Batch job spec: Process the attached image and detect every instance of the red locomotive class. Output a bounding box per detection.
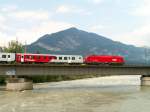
[84,55,125,65]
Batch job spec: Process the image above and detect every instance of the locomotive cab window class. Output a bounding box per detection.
[8,55,10,58]
[2,55,6,58]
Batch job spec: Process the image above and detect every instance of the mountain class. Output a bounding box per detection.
[27,27,150,65]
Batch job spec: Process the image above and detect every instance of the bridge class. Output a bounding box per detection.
[0,64,150,91]
[1,64,150,76]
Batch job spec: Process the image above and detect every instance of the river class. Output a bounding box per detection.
[0,75,150,112]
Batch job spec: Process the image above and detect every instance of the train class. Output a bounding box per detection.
[0,53,125,65]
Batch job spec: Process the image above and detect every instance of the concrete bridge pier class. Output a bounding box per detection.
[6,76,33,91]
[141,75,150,86]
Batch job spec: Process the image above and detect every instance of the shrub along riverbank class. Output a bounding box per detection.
[0,74,100,85]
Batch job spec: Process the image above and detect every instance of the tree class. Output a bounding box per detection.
[3,40,23,53]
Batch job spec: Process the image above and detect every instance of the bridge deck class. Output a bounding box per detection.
[0,64,150,76]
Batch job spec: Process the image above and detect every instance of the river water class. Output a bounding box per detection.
[0,75,150,112]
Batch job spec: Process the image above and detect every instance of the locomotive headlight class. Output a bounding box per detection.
[112,59,117,61]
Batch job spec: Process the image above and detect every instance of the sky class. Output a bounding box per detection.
[0,0,150,47]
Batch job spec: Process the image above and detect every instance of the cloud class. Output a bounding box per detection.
[15,21,74,45]
[0,15,5,22]
[11,10,49,20]
[0,4,17,12]
[88,0,103,4]
[0,32,10,46]
[113,24,150,46]
[0,14,9,32]
[92,0,103,4]
[117,0,150,46]
[88,23,150,47]
[56,5,70,13]
[89,25,104,32]
[0,20,74,46]
[0,6,75,46]
[56,5,92,15]
[132,0,150,16]
[0,15,6,26]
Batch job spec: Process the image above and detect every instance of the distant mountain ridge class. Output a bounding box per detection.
[27,27,150,65]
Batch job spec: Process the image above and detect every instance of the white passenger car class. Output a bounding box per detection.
[51,55,83,64]
[0,53,15,63]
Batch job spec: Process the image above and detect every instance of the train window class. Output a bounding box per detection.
[8,55,10,58]
[26,56,29,59]
[22,56,24,58]
[68,57,70,60]
[37,56,40,59]
[72,57,75,60]
[59,57,62,60]
[79,57,82,59]
[31,56,34,59]
[2,55,6,58]
[44,56,47,59]
[64,57,67,60]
